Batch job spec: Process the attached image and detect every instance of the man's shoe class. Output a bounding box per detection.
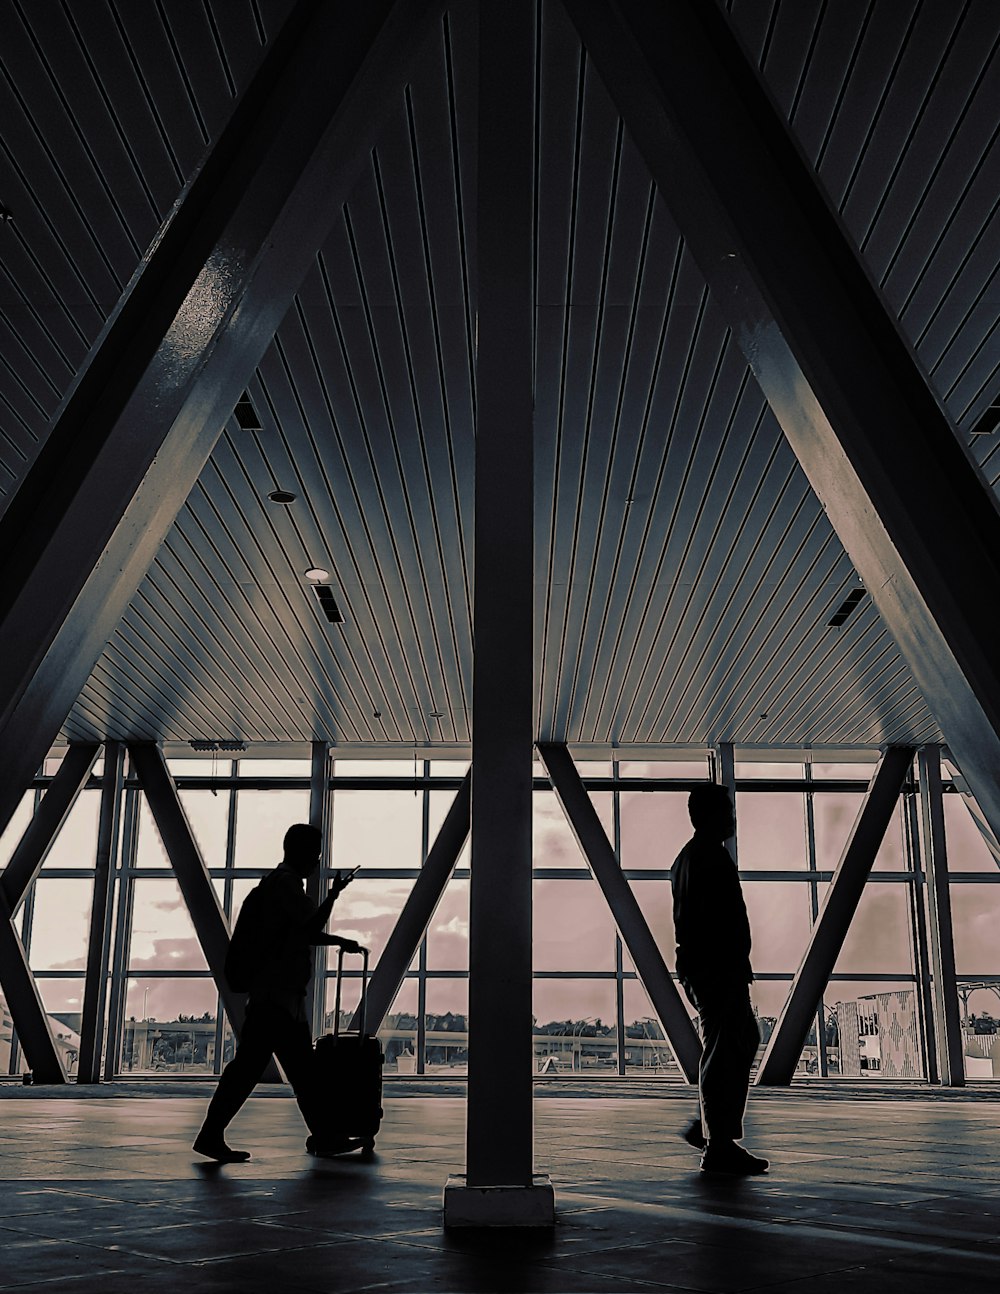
[193,1133,251,1163]
[700,1140,768,1175]
[305,1134,364,1158]
[682,1118,707,1150]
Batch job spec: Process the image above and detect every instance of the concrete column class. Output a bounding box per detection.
[307,741,332,1037]
[444,0,552,1228]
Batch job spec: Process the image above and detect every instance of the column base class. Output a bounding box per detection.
[443,1174,555,1227]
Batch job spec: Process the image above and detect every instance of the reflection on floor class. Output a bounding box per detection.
[0,1088,998,1291]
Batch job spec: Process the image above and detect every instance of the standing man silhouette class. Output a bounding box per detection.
[194,822,363,1162]
[672,784,768,1175]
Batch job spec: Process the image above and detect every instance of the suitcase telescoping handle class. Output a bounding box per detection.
[333,945,369,1040]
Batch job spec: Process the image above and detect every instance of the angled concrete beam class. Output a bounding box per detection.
[0,0,446,835]
[127,744,246,1037]
[918,747,965,1086]
[756,747,914,1084]
[0,911,65,1083]
[77,742,125,1084]
[1,744,100,909]
[350,772,470,1034]
[539,743,700,1082]
[563,0,1000,843]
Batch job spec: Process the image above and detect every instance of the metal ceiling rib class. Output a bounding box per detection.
[0,0,292,506]
[4,1,996,751]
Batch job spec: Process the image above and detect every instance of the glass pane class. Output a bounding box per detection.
[135,798,169,868]
[956,984,1000,1078]
[237,759,311,777]
[617,761,708,779]
[951,884,1000,974]
[810,761,877,779]
[534,791,612,869]
[741,882,812,973]
[734,762,804,779]
[573,761,613,777]
[736,792,807,869]
[376,978,419,1071]
[427,789,471,870]
[0,992,14,1074]
[28,879,94,971]
[332,789,422,869]
[129,879,208,971]
[813,796,907,871]
[532,980,617,1075]
[120,979,219,1073]
[621,980,685,1078]
[178,790,230,870]
[332,760,418,777]
[424,981,468,1074]
[943,795,998,872]
[322,877,416,970]
[425,879,469,970]
[620,791,689,869]
[429,760,470,777]
[36,980,86,1077]
[823,981,923,1078]
[0,793,34,868]
[533,879,615,970]
[167,759,236,777]
[628,879,675,969]
[233,789,310,867]
[831,883,914,975]
[41,791,101,870]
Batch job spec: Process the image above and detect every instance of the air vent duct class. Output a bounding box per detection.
[828,587,867,627]
[234,392,262,432]
[313,585,345,624]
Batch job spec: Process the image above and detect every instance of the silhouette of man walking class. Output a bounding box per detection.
[194,822,363,1163]
[672,784,768,1174]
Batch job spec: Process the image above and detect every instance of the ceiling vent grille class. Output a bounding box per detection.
[234,392,263,432]
[828,587,867,627]
[971,397,1000,436]
[313,585,345,624]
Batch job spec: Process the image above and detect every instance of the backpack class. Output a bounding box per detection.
[224,884,265,993]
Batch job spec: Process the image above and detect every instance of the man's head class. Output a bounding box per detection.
[688,784,736,841]
[282,822,322,877]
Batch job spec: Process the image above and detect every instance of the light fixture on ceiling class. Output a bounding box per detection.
[428,710,444,720]
[304,567,331,582]
[267,489,296,504]
[0,206,13,224]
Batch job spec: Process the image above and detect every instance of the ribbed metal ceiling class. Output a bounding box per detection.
[1,0,997,751]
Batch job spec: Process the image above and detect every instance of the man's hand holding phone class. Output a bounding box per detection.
[330,866,360,898]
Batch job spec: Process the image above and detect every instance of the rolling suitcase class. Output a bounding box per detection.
[311,947,384,1151]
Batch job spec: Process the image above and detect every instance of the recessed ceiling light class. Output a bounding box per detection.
[428,711,444,719]
[304,567,330,582]
[268,489,296,504]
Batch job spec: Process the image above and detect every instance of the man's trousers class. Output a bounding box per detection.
[682,979,760,1142]
[201,1001,320,1135]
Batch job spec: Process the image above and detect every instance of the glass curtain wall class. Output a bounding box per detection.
[2,748,997,1081]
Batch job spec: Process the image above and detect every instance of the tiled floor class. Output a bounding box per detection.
[0,1087,999,1291]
